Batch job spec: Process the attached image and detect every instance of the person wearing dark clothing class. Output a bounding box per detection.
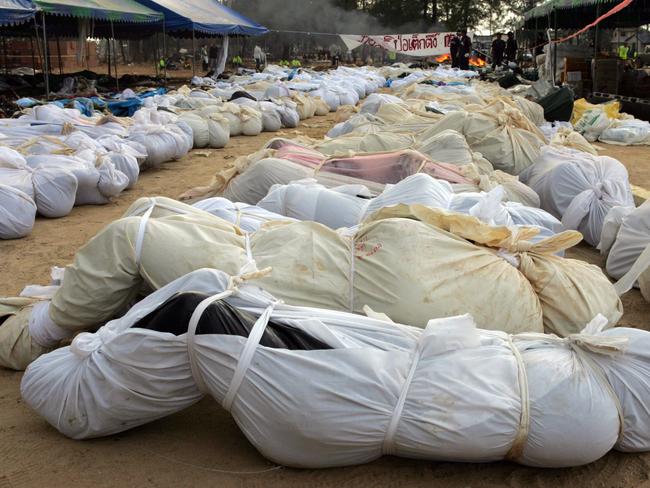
[208,45,219,71]
[506,31,518,62]
[450,31,461,68]
[491,33,506,69]
[458,30,472,70]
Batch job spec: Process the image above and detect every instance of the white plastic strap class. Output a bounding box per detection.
[234,203,243,229]
[504,336,530,461]
[222,302,277,411]
[186,290,236,394]
[613,244,650,296]
[134,202,155,269]
[238,233,259,276]
[512,314,627,447]
[348,237,356,312]
[382,339,423,456]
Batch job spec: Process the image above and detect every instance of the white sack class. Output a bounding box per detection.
[31,167,78,218]
[360,93,405,114]
[20,268,650,469]
[0,184,36,239]
[192,197,296,233]
[606,201,650,281]
[520,146,634,246]
[599,119,650,146]
[259,179,370,229]
[105,153,139,189]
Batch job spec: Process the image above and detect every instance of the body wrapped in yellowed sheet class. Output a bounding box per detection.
[0,197,622,373]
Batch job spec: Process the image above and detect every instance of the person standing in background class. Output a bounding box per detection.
[458,30,472,70]
[450,31,461,68]
[506,31,518,62]
[208,43,219,72]
[201,45,208,72]
[254,45,264,71]
[618,43,629,60]
[329,43,341,68]
[491,33,505,69]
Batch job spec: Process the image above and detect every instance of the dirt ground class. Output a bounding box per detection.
[1,115,650,488]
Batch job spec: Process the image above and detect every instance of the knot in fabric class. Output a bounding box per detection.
[71,327,119,358]
[513,240,534,253]
[591,182,604,200]
[563,332,628,357]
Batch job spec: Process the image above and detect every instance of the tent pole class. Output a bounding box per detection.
[56,34,62,75]
[110,20,118,92]
[594,4,599,94]
[192,26,196,76]
[33,17,43,75]
[162,19,167,85]
[30,36,37,76]
[41,13,50,99]
[2,36,7,75]
[553,7,557,86]
[155,32,159,77]
[107,37,111,82]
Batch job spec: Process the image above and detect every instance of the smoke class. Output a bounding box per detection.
[234,0,439,35]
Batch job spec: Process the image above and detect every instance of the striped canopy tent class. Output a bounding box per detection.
[0,0,163,38]
[133,0,268,37]
[0,0,164,95]
[522,0,650,29]
[0,0,36,26]
[33,0,162,22]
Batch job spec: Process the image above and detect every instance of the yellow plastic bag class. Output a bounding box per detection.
[571,98,621,125]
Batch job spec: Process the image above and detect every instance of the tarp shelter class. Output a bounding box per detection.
[33,0,162,22]
[0,0,164,38]
[522,0,650,29]
[0,0,36,26]
[133,0,268,36]
[0,0,164,95]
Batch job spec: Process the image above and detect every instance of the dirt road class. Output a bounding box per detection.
[1,117,649,488]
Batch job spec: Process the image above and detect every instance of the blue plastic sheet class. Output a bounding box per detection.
[14,87,168,118]
[106,98,143,117]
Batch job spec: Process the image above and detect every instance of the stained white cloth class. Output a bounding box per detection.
[20,268,650,469]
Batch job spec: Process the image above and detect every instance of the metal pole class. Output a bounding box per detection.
[30,36,37,75]
[192,26,196,76]
[162,18,167,84]
[33,17,43,73]
[110,20,118,92]
[41,14,50,99]
[553,7,557,86]
[155,32,159,77]
[594,3,599,94]
[56,34,62,75]
[2,36,7,75]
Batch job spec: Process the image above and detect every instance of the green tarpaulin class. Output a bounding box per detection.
[33,0,162,22]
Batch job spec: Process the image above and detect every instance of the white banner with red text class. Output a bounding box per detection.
[339,32,471,57]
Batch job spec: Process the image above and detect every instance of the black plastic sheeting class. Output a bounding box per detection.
[133,292,333,351]
[229,90,257,102]
[537,86,575,122]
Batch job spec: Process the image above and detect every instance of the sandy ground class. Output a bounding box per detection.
[1,115,650,487]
